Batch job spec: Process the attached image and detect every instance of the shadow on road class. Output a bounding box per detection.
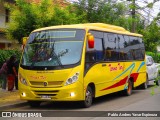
[25,84,156,110]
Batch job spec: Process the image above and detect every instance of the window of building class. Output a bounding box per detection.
[5,9,10,23]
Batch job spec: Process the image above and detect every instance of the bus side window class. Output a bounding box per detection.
[123,35,134,60]
[104,33,118,61]
[117,34,125,60]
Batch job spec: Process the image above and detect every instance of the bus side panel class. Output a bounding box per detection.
[134,72,146,87]
[84,62,129,98]
[111,62,134,94]
[123,61,146,88]
[84,60,146,98]
[97,62,127,97]
[131,61,146,88]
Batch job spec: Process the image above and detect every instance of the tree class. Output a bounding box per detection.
[72,0,146,33]
[125,0,160,32]
[5,0,160,51]
[141,21,160,52]
[72,0,128,24]
[6,0,80,43]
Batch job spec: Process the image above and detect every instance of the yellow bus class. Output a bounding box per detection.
[19,23,147,108]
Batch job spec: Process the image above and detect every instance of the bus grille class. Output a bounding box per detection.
[29,81,63,87]
[32,90,59,97]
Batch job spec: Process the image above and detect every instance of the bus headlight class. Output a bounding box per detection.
[65,72,80,85]
[19,73,28,86]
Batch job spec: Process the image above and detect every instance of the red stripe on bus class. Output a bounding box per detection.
[100,73,139,91]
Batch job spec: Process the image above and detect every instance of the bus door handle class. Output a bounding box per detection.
[102,64,106,67]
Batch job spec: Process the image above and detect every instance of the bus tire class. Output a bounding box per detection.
[28,101,41,108]
[123,80,132,96]
[81,86,93,108]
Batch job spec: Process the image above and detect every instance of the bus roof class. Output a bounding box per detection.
[33,23,143,37]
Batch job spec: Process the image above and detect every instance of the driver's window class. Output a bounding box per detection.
[85,31,104,70]
[86,38,104,62]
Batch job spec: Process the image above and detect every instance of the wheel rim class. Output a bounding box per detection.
[85,89,92,106]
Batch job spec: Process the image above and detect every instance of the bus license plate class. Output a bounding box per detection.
[41,96,51,99]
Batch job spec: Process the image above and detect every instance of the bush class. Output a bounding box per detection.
[146,51,160,63]
[0,49,21,68]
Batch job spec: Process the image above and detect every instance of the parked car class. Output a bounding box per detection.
[146,55,160,86]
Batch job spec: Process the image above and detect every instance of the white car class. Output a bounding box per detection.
[146,55,160,86]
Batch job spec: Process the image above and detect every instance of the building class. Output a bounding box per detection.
[0,0,69,49]
[0,0,16,49]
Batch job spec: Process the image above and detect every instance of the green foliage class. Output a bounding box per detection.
[0,50,21,67]
[6,0,80,43]
[146,51,160,63]
[150,76,160,96]
[141,21,160,52]
[72,0,145,33]
[5,0,160,51]
[72,0,128,24]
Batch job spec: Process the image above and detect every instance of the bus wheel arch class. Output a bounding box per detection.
[88,83,95,98]
[81,83,95,108]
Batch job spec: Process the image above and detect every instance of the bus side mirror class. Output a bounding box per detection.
[87,33,94,48]
[22,37,28,46]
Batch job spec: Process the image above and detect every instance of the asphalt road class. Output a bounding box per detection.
[2,82,160,120]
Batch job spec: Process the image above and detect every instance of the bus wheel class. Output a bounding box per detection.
[82,86,93,108]
[123,80,132,96]
[28,101,41,108]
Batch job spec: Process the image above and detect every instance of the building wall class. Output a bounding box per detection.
[0,2,8,49]
[0,3,7,29]
[0,1,20,50]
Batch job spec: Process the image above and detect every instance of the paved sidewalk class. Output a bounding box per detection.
[0,89,27,110]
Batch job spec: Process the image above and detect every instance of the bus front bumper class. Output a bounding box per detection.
[19,84,84,101]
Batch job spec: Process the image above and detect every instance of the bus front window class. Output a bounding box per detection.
[21,29,85,69]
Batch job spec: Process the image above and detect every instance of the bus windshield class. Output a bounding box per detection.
[21,29,85,70]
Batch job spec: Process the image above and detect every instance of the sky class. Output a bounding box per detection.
[136,0,160,19]
[68,0,160,15]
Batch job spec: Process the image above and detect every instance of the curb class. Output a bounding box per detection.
[0,102,28,110]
